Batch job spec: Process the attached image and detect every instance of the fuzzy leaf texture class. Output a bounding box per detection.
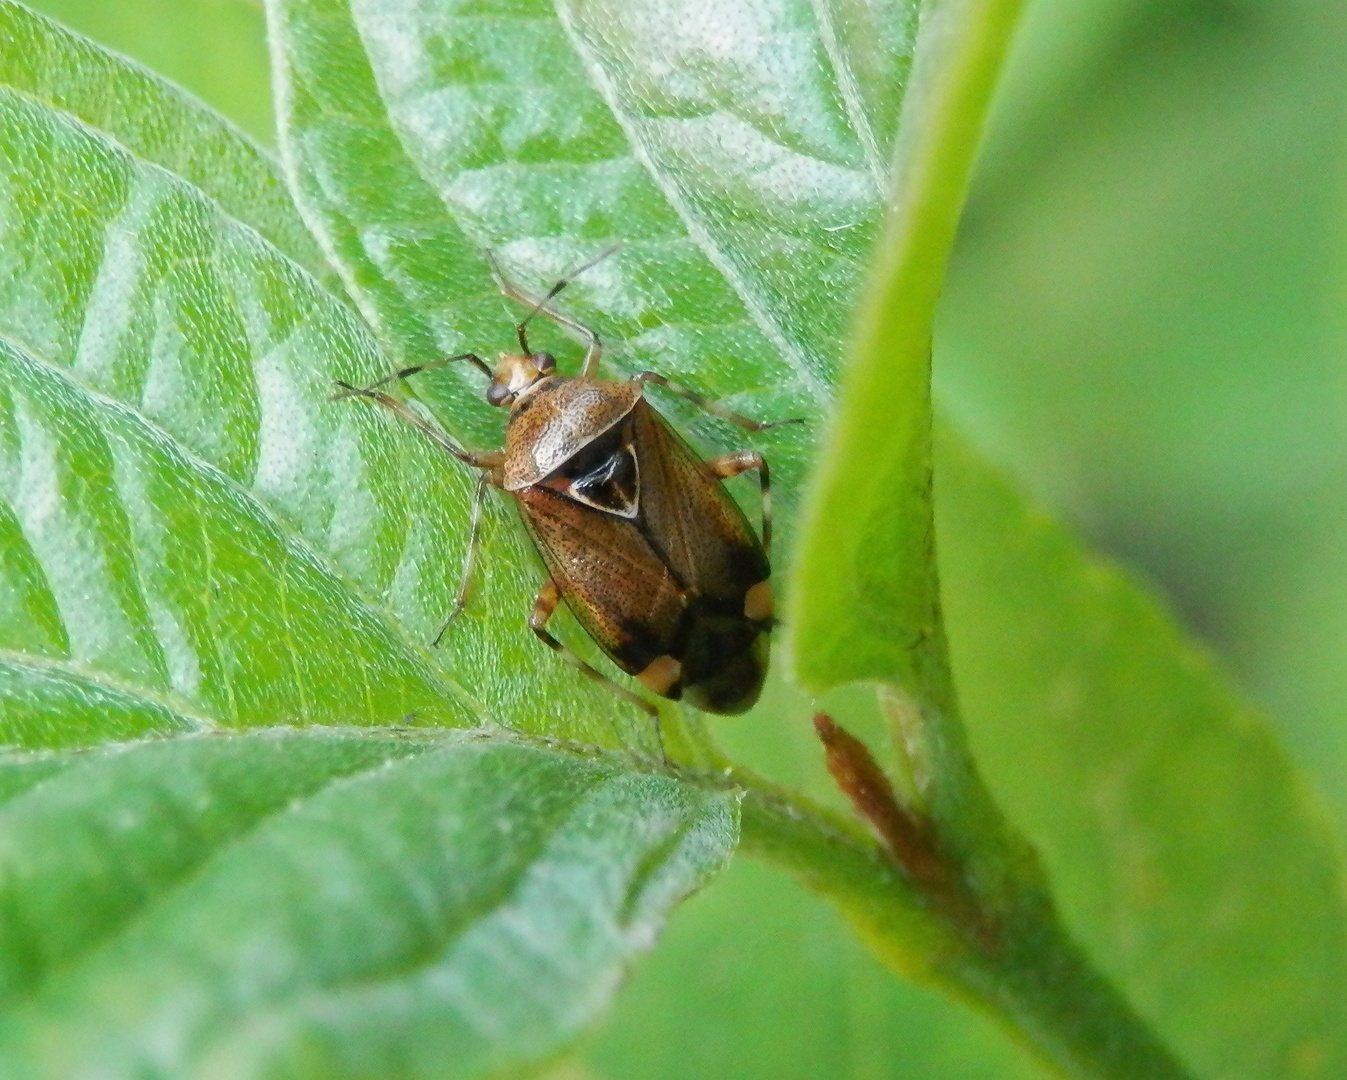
[0,0,1338,1079]
[0,729,736,1079]
[0,4,738,1077]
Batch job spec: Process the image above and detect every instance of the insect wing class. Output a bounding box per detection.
[628,400,769,599]
[513,485,687,678]
[626,400,770,713]
[514,399,771,713]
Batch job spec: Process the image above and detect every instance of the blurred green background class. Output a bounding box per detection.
[941,0,1347,831]
[22,0,1346,1074]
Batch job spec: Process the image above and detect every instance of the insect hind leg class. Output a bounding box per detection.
[634,371,803,433]
[706,449,774,556]
[528,578,666,759]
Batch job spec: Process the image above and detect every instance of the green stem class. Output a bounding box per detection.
[783,0,1200,1076]
[790,0,1031,835]
[858,0,1031,824]
[735,776,1194,1080]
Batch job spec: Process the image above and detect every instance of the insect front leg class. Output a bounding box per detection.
[528,579,666,758]
[706,450,774,556]
[432,469,499,645]
[331,380,504,471]
[634,371,802,433]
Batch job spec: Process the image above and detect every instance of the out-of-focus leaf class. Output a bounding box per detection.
[588,780,1045,1080]
[938,0,1347,823]
[0,728,737,1080]
[936,428,1347,1079]
[21,0,276,146]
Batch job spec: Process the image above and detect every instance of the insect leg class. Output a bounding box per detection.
[331,380,504,471]
[432,470,495,646]
[484,248,616,377]
[634,372,803,433]
[706,450,774,555]
[528,579,666,757]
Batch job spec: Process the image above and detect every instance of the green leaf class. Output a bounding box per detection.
[1,1,1341,1077]
[0,0,320,273]
[0,28,651,750]
[937,430,1347,1078]
[266,0,822,559]
[939,0,1347,834]
[0,18,733,1071]
[786,0,988,710]
[590,846,1045,1080]
[0,335,469,742]
[525,0,1345,1076]
[561,0,916,390]
[0,728,737,1079]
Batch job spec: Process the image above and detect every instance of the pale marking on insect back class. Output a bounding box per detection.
[636,655,682,694]
[744,580,773,621]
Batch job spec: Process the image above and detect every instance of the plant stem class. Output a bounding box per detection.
[856,0,1031,827]
[783,0,1201,1075]
[735,768,1195,1080]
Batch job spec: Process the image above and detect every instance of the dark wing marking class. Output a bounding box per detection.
[539,418,640,518]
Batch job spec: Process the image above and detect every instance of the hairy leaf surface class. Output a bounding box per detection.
[0,35,648,749]
[0,729,736,1080]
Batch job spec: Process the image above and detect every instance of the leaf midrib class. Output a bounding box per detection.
[806,0,892,191]
[191,761,621,1030]
[0,7,320,275]
[554,2,834,406]
[0,647,215,734]
[0,729,424,1008]
[5,339,465,724]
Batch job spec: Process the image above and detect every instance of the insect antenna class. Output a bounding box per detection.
[487,244,621,354]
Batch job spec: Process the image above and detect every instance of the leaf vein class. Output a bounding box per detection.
[808,0,891,193]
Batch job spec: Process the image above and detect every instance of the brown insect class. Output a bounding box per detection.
[335,248,795,734]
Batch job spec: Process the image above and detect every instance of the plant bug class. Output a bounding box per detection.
[334,248,797,730]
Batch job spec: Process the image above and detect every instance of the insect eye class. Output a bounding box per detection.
[535,352,556,372]
[486,382,512,407]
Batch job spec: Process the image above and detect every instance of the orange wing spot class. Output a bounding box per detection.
[743,580,774,621]
[636,655,683,695]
